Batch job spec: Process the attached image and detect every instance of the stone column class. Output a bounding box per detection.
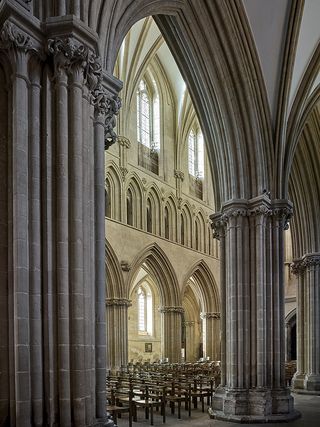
[159,306,184,362]
[292,253,320,394]
[184,320,196,361]
[209,196,299,422]
[201,312,221,361]
[106,298,131,372]
[0,21,43,427]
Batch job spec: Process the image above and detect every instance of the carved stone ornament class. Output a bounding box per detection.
[159,306,185,314]
[47,37,101,88]
[120,167,128,181]
[105,298,132,307]
[200,312,221,320]
[174,170,185,181]
[117,136,131,148]
[184,321,195,326]
[291,253,320,276]
[210,200,293,240]
[0,21,34,52]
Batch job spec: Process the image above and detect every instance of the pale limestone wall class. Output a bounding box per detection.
[106,219,220,290]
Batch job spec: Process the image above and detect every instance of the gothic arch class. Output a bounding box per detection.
[164,195,178,241]
[127,243,180,307]
[181,260,220,313]
[145,185,161,235]
[125,173,143,229]
[180,202,193,247]
[105,163,122,221]
[93,0,274,206]
[105,240,126,299]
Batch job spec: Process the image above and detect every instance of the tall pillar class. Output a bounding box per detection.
[201,312,221,361]
[106,298,131,372]
[159,306,184,362]
[209,196,299,422]
[0,14,122,425]
[292,253,320,394]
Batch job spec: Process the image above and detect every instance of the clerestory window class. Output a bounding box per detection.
[137,78,160,174]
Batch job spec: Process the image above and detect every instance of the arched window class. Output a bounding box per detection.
[164,206,169,239]
[137,78,160,174]
[188,128,204,178]
[146,198,152,233]
[188,128,204,199]
[138,283,153,335]
[126,188,133,226]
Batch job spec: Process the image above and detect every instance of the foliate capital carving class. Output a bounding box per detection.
[105,298,132,307]
[120,167,128,181]
[48,37,100,84]
[291,253,320,276]
[117,136,131,148]
[159,306,185,314]
[0,21,34,52]
[174,170,185,181]
[210,198,293,239]
[92,83,121,149]
[200,312,221,320]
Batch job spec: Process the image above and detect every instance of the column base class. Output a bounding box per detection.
[291,372,305,390]
[94,414,116,426]
[209,386,300,423]
[292,372,320,395]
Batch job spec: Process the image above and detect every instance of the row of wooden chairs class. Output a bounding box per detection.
[106,362,220,425]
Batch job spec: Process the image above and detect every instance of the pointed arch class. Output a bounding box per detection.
[127,243,180,307]
[181,260,220,313]
[105,240,126,299]
[125,173,143,229]
[164,195,177,242]
[145,185,161,235]
[105,163,122,221]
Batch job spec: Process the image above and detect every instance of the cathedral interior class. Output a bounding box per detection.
[0,1,319,426]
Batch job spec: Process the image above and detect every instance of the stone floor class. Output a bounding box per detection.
[114,393,320,427]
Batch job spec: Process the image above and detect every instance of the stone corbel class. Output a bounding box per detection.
[105,298,132,307]
[291,253,320,276]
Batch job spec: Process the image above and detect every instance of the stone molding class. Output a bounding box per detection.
[291,253,320,276]
[201,312,221,319]
[105,298,132,307]
[47,36,121,149]
[159,306,185,314]
[210,197,293,240]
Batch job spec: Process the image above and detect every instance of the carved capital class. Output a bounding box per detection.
[117,136,131,148]
[291,253,320,276]
[174,170,185,181]
[105,298,132,307]
[159,306,185,314]
[184,321,195,326]
[91,84,121,149]
[120,167,128,181]
[200,312,221,320]
[0,21,34,52]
